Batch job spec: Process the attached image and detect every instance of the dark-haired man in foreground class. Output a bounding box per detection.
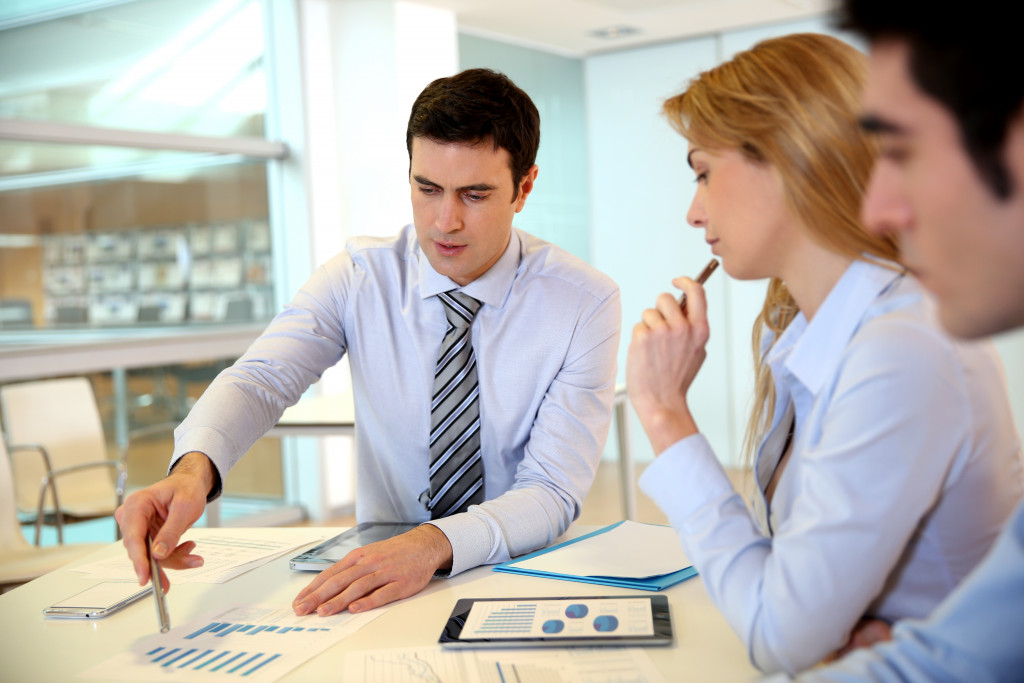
[116,68,621,616]
[766,3,1024,681]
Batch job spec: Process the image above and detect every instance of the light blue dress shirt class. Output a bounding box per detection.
[171,225,621,575]
[764,500,1024,682]
[639,259,1023,674]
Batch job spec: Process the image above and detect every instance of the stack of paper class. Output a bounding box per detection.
[494,521,697,591]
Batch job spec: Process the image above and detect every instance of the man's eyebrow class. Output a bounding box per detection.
[411,175,497,193]
[858,114,905,135]
[412,175,441,188]
[457,183,497,192]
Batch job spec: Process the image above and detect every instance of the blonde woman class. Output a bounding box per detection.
[626,33,1023,674]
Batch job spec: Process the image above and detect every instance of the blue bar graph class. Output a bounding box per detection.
[476,604,537,634]
[146,646,282,676]
[185,621,332,640]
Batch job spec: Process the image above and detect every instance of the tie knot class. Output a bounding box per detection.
[438,290,481,329]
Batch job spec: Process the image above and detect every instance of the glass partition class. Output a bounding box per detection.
[0,159,271,330]
[0,0,266,137]
[0,0,295,539]
[0,0,279,334]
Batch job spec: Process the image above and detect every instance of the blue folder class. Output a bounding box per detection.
[493,521,698,591]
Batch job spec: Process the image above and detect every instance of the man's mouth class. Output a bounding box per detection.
[435,241,466,256]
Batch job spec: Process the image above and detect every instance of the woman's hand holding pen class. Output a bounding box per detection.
[626,273,713,455]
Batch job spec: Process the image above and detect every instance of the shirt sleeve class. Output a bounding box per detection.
[765,502,1024,683]
[170,255,353,492]
[429,287,622,576]
[642,316,989,674]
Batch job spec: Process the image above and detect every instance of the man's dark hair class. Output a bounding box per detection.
[840,1,1024,198]
[406,68,540,201]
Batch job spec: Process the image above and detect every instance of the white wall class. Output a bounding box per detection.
[584,15,1024,467]
[288,0,459,520]
[288,4,1024,495]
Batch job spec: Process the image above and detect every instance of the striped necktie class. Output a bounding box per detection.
[427,290,484,518]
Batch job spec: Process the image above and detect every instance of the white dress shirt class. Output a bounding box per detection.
[171,225,622,575]
[764,499,1024,682]
[639,259,1023,674]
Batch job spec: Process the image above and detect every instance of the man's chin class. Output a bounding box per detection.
[938,302,1017,340]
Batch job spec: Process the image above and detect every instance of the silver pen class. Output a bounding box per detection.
[148,535,171,633]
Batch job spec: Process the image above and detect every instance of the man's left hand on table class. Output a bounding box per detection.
[292,523,453,615]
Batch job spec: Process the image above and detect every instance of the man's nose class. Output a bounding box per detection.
[862,163,913,237]
[437,195,463,233]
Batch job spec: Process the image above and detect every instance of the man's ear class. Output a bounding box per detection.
[514,165,539,212]
[1005,106,1024,199]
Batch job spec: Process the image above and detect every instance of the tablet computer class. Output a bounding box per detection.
[289,522,418,571]
[439,596,672,649]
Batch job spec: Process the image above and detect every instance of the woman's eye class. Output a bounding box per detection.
[880,146,909,164]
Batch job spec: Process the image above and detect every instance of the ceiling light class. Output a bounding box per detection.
[588,25,640,40]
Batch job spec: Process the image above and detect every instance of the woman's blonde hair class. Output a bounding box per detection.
[662,33,902,466]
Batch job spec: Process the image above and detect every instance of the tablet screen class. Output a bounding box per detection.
[439,596,672,648]
[289,522,418,571]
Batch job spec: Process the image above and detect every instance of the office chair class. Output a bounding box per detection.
[0,377,175,545]
[0,436,106,593]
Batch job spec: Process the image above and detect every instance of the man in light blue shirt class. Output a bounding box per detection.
[764,2,1024,680]
[116,69,621,616]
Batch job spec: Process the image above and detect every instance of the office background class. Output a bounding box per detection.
[3,0,1023,533]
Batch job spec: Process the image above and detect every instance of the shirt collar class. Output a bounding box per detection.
[418,228,521,310]
[768,259,905,396]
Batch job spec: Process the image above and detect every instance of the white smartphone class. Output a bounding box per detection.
[43,582,153,619]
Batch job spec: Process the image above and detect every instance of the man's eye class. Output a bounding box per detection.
[419,186,438,195]
[464,193,485,202]
[694,172,708,184]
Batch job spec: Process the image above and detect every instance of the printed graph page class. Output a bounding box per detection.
[80,603,384,682]
[72,528,330,584]
[344,646,665,683]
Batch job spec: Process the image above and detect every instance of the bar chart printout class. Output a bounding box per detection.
[81,604,383,682]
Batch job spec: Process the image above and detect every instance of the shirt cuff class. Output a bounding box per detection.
[170,426,233,501]
[424,512,497,577]
[638,432,735,521]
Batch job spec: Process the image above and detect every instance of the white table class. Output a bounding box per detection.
[0,527,758,682]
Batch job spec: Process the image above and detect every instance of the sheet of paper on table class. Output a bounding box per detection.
[81,603,385,683]
[72,528,331,584]
[343,645,666,683]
